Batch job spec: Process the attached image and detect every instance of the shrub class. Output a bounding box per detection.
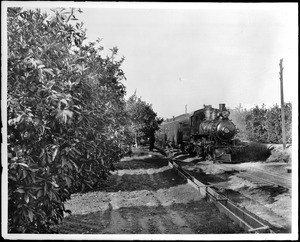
[231,142,272,162]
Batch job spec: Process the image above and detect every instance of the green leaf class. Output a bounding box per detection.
[24,194,29,203]
[17,163,29,168]
[22,170,28,179]
[16,188,25,193]
[52,147,58,161]
[43,68,54,76]
[65,177,71,187]
[56,109,73,123]
[60,99,68,106]
[36,189,43,198]
[37,64,45,69]
[51,181,59,188]
[28,209,34,222]
[61,156,67,167]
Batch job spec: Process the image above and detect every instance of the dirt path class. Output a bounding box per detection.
[57,149,243,234]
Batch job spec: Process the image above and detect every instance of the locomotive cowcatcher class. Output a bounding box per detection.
[156,104,243,162]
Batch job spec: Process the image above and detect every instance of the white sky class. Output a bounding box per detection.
[4,2,299,119]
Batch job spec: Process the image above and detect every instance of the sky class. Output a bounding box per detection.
[4,2,298,119]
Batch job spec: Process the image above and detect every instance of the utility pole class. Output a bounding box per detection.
[279,58,286,150]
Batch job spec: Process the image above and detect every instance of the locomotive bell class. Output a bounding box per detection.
[221,110,230,119]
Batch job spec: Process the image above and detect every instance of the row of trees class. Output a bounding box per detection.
[230,103,292,144]
[7,8,161,233]
[126,91,163,147]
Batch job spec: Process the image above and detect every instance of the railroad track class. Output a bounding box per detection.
[214,163,292,189]
[156,147,294,233]
[237,172,283,187]
[243,166,292,189]
[164,147,292,188]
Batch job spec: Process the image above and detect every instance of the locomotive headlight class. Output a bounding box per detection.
[223,127,230,133]
[221,110,230,118]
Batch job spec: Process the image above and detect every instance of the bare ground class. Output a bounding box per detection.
[57,150,243,234]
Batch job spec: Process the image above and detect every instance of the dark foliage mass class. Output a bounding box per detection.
[7,7,132,233]
[126,92,163,146]
[7,7,164,233]
[230,103,292,144]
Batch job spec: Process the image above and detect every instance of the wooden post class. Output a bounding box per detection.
[279,58,286,150]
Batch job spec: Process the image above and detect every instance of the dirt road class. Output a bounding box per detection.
[57,149,243,234]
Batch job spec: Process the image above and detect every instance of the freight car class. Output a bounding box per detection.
[156,104,242,162]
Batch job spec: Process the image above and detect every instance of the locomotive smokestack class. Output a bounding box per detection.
[219,103,226,112]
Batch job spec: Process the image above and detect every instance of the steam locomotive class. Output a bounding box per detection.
[156,104,242,162]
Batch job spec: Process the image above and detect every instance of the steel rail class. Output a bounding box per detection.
[245,167,291,185]
[237,172,281,187]
[206,162,291,189]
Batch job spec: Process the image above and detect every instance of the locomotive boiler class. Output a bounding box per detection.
[156,104,241,162]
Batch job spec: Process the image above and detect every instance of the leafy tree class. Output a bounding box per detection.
[245,104,268,142]
[237,103,292,144]
[265,105,282,143]
[7,7,129,233]
[265,103,292,143]
[126,92,163,146]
